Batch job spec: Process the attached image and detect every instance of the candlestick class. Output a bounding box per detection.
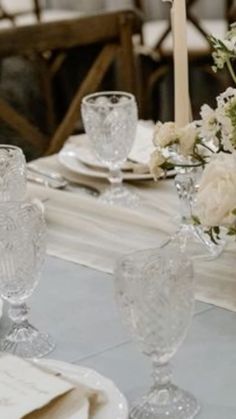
[164,0,190,127]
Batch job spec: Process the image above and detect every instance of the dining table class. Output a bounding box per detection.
[0,257,234,419]
[2,128,236,419]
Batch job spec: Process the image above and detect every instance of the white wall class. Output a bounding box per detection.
[146,0,225,20]
[46,0,104,12]
[44,0,226,19]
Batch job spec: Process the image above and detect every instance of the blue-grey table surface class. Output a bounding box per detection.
[1,256,235,419]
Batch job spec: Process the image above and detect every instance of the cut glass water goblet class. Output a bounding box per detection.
[0,144,27,201]
[81,91,139,207]
[0,200,55,358]
[115,245,200,419]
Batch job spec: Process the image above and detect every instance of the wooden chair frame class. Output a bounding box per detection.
[0,0,41,24]
[0,10,141,155]
[138,0,233,54]
[137,1,233,119]
[226,0,236,25]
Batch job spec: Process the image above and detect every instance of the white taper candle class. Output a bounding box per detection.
[164,0,190,127]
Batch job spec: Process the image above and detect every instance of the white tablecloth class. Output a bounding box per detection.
[28,152,236,312]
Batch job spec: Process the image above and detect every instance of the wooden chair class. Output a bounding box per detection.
[0,10,141,156]
[0,0,41,24]
[226,0,236,25]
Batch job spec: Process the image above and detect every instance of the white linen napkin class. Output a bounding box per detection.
[0,354,106,419]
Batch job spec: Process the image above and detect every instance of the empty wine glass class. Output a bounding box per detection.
[0,144,26,201]
[115,245,200,419]
[0,200,55,358]
[81,91,139,207]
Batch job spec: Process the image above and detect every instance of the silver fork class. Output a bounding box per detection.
[27,165,100,197]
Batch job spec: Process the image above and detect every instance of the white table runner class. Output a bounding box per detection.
[28,153,236,312]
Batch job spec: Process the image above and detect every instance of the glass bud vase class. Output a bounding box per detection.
[171,166,225,259]
[164,144,225,260]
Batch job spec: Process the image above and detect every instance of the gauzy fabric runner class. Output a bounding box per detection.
[28,153,236,312]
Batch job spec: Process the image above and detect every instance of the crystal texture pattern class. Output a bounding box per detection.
[0,145,26,201]
[81,91,139,207]
[164,145,225,260]
[115,246,200,419]
[0,201,55,358]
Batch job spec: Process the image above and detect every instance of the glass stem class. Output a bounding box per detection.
[8,302,29,325]
[151,362,173,405]
[175,170,194,225]
[108,166,123,187]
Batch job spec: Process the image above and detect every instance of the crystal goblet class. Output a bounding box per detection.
[81,91,139,207]
[0,144,26,201]
[115,246,200,419]
[0,200,55,358]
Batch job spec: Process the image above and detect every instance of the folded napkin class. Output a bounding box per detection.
[25,378,106,419]
[0,355,106,419]
[128,121,155,165]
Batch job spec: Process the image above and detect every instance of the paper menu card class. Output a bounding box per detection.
[128,122,155,165]
[0,354,74,419]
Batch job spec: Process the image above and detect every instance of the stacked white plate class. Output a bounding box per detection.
[59,122,175,182]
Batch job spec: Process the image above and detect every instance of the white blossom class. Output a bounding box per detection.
[153,121,178,148]
[195,153,236,227]
[217,87,236,107]
[149,149,165,180]
[178,123,198,157]
[199,104,220,143]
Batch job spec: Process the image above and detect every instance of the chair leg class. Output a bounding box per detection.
[0,97,48,153]
[46,43,119,156]
[118,13,137,94]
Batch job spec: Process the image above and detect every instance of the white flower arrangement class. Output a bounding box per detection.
[150,24,236,241]
[195,152,236,231]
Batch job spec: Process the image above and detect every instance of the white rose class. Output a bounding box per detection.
[153,122,178,148]
[149,149,165,180]
[179,123,198,157]
[195,152,236,227]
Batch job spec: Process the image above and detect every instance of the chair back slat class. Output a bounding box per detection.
[0,10,141,155]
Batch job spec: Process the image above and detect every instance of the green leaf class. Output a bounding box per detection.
[213,226,220,235]
[192,215,200,225]
[205,228,219,245]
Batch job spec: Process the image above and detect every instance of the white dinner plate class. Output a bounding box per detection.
[74,144,110,170]
[73,144,138,172]
[58,144,154,181]
[38,359,128,419]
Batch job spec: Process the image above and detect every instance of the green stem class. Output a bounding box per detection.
[226,59,236,85]
[173,162,204,168]
[200,143,215,153]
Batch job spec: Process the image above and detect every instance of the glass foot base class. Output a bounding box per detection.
[99,184,140,208]
[162,224,225,261]
[0,321,55,358]
[130,384,200,419]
